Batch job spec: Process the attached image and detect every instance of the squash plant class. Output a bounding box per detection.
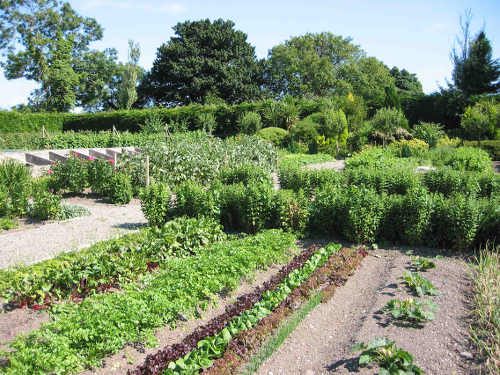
[384,298,437,323]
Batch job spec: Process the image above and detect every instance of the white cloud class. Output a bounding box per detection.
[81,0,186,15]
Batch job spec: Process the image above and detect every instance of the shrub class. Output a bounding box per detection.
[238,111,262,134]
[140,111,166,134]
[0,160,31,215]
[423,168,480,196]
[30,191,62,220]
[241,181,275,234]
[388,139,429,158]
[399,187,434,245]
[219,183,246,232]
[291,115,321,145]
[461,99,498,141]
[219,164,271,185]
[107,173,133,204]
[279,166,344,195]
[477,173,500,198]
[175,181,221,219]
[345,167,420,195]
[139,183,174,227]
[475,198,500,246]
[87,159,114,196]
[197,112,217,134]
[370,107,409,146]
[58,204,91,220]
[463,139,500,160]
[429,193,481,250]
[340,186,385,244]
[412,122,445,148]
[256,127,288,147]
[320,108,349,153]
[437,136,461,148]
[273,189,310,235]
[429,146,492,172]
[379,194,405,242]
[48,156,89,194]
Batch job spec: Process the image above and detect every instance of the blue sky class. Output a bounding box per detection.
[1,0,499,109]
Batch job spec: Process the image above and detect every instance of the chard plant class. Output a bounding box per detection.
[399,271,438,297]
[352,337,423,375]
[410,256,436,272]
[384,298,437,323]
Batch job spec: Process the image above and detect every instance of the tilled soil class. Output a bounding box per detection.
[256,249,474,375]
[0,196,146,269]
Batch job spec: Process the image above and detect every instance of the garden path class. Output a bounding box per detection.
[255,248,474,375]
[0,196,146,269]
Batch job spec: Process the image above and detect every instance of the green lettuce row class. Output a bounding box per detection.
[1,230,296,375]
[164,243,342,374]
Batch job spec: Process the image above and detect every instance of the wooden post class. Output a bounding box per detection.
[42,125,47,138]
[145,155,150,187]
[113,152,117,166]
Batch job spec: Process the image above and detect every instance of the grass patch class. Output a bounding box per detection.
[470,245,500,374]
[241,292,322,375]
[279,152,334,169]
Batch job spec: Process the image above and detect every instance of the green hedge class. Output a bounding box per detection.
[0,111,72,133]
[463,140,500,160]
[1,99,323,136]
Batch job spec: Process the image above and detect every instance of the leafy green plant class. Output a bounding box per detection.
[107,172,133,204]
[412,122,445,148]
[58,204,91,220]
[352,338,423,375]
[87,158,114,195]
[239,111,262,134]
[175,181,221,220]
[256,127,288,147]
[384,298,437,323]
[0,217,18,231]
[273,189,310,235]
[48,156,89,194]
[219,164,271,185]
[30,190,62,220]
[410,256,436,272]
[399,271,439,297]
[139,183,174,227]
[0,160,31,215]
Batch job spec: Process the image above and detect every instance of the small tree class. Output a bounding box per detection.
[412,122,445,148]
[322,108,348,153]
[461,100,499,144]
[371,107,408,146]
[118,40,141,110]
[238,112,262,134]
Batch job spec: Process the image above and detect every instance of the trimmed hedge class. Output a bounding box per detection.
[0,111,71,133]
[1,99,323,136]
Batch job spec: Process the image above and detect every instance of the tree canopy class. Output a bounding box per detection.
[389,67,423,95]
[142,19,264,106]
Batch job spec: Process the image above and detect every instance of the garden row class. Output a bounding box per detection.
[0,229,296,374]
[128,244,367,375]
[142,177,498,251]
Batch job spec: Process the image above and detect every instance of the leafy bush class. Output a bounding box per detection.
[370,107,409,145]
[279,166,344,195]
[0,217,18,231]
[87,158,114,195]
[464,139,500,160]
[0,186,8,216]
[423,168,480,196]
[0,160,31,215]
[238,111,262,134]
[429,193,481,250]
[388,139,429,158]
[437,136,461,148]
[461,99,498,141]
[475,198,500,246]
[345,167,420,195]
[256,127,288,147]
[429,146,492,172]
[219,183,246,232]
[58,204,91,220]
[175,181,221,219]
[291,114,321,145]
[139,183,174,227]
[30,191,62,220]
[241,181,275,234]
[398,187,433,245]
[107,173,133,204]
[345,147,420,171]
[140,111,166,134]
[412,122,445,148]
[219,163,271,185]
[48,156,89,194]
[273,189,310,235]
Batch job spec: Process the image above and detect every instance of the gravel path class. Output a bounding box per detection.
[256,249,473,375]
[0,197,146,269]
[304,160,345,171]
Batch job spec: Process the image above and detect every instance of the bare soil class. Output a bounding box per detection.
[256,248,475,375]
